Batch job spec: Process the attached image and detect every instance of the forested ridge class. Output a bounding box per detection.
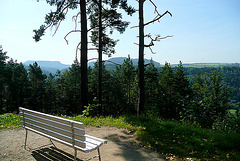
[1,48,240,131]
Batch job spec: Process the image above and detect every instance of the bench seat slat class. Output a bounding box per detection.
[85,134,108,144]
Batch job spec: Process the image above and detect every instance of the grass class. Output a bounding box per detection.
[0,113,21,129]
[123,115,240,160]
[1,113,239,160]
[62,115,137,131]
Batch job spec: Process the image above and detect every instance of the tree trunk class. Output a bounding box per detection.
[138,0,145,116]
[98,0,103,115]
[80,0,88,112]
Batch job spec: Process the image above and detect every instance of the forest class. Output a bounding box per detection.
[1,48,240,132]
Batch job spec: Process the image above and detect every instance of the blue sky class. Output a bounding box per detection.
[0,0,240,65]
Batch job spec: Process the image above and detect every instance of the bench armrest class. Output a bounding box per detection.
[85,134,107,144]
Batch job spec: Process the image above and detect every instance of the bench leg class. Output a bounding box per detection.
[98,148,101,161]
[24,129,28,149]
[49,139,56,148]
[74,148,77,161]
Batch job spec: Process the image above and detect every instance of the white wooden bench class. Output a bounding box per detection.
[19,107,107,161]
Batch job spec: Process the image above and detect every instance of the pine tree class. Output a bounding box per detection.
[112,56,136,114]
[0,48,8,113]
[11,63,29,112]
[28,62,47,111]
[158,62,176,118]
[191,70,232,128]
[173,61,192,119]
[145,59,159,113]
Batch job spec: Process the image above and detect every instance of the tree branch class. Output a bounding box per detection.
[44,2,72,34]
[144,10,172,27]
[72,12,81,30]
[131,1,172,29]
[75,42,81,60]
[134,33,173,54]
[64,30,81,45]
[52,8,69,37]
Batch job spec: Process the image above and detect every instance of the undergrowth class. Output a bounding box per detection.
[0,113,239,160]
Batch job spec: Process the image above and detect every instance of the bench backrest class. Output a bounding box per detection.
[19,107,86,148]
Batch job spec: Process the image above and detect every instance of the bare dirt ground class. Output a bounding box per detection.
[0,126,166,161]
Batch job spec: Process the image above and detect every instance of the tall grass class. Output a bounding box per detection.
[1,113,239,160]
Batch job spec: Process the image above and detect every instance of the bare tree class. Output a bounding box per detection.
[134,0,172,115]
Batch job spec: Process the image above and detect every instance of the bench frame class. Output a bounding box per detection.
[19,107,107,161]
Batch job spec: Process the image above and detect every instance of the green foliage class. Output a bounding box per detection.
[82,104,100,117]
[157,62,192,119]
[28,62,47,112]
[88,1,135,56]
[0,48,9,113]
[110,56,137,114]
[1,50,239,137]
[33,0,78,41]
[33,25,45,42]
[190,70,232,128]
[213,110,240,133]
[145,59,159,112]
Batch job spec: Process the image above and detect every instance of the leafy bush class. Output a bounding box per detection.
[82,104,100,117]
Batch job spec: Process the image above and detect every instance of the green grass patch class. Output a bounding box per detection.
[124,115,240,160]
[1,113,239,160]
[62,115,137,131]
[0,113,22,129]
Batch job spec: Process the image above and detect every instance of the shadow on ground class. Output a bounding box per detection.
[31,146,83,161]
[104,130,166,161]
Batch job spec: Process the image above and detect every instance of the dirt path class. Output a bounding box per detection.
[0,126,166,161]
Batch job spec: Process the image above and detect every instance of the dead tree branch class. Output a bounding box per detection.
[134,34,173,54]
[64,30,81,44]
[144,10,172,26]
[131,0,172,29]
[72,12,81,30]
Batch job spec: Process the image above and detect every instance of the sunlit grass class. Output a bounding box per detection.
[0,113,21,129]
[62,115,137,131]
[123,115,240,160]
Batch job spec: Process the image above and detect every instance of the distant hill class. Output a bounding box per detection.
[23,59,239,76]
[23,60,71,75]
[88,57,161,67]
[177,63,240,67]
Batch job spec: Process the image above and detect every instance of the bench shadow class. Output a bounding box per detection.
[31,146,83,161]
[104,131,166,161]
